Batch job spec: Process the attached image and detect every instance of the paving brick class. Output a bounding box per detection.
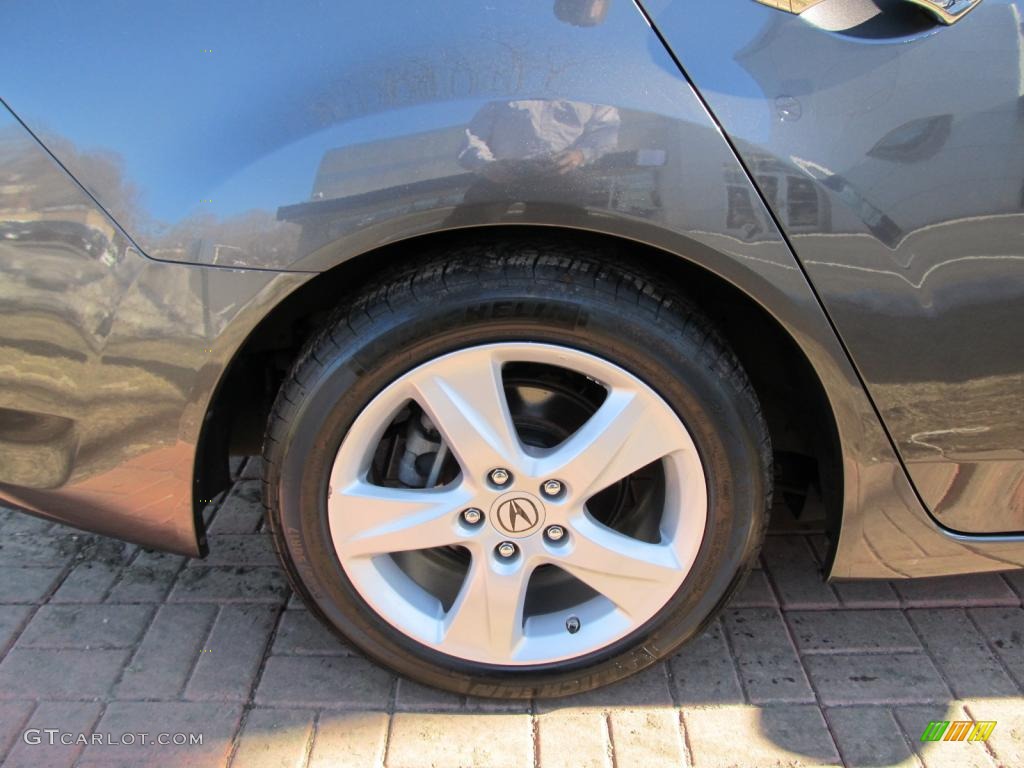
[462,694,532,713]
[808,534,830,563]
[833,580,901,608]
[231,707,314,768]
[240,457,264,480]
[271,609,350,656]
[49,562,121,603]
[0,700,34,762]
[0,648,130,699]
[723,608,814,704]
[184,605,278,702]
[132,549,187,570]
[168,565,289,604]
[787,609,920,654]
[229,455,247,478]
[395,677,463,711]
[115,603,218,700]
[388,712,533,768]
[609,709,687,768]
[968,606,1024,688]
[684,704,840,768]
[537,709,610,768]
[761,536,839,609]
[893,704,996,768]
[0,512,54,534]
[893,574,1017,608]
[200,498,219,528]
[963,699,1024,768]
[73,537,138,567]
[4,700,102,768]
[192,534,278,567]
[0,605,31,652]
[1003,570,1024,600]
[78,701,243,768]
[309,711,389,768]
[106,551,184,603]
[536,663,673,711]
[669,618,744,706]
[0,536,78,567]
[208,480,264,534]
[106,567,181,603]
[256,655,394,709]
[730,569,777,608]
[825,706,915,768]
[17,604,153,649]
[907,608,1018,698]
[5,502,1024,768]
[0,567,63,604]
[804,652,950,705]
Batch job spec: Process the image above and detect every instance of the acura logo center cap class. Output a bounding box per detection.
[490,491,546,538]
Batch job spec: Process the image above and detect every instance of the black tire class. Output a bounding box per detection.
[262,238,771,698]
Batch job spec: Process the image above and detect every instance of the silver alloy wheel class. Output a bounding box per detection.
[327,343,708,665]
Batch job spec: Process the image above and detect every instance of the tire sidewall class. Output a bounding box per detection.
[269,280,766,697]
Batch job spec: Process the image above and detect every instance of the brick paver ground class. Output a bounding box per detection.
[0,457,1022,767]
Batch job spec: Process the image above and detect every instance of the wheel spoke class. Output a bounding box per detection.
[329,342,709,666]
[536,388,689,499]
[331,480,474,558]
[559,513,681,616]
[444,555,530,658]
[411,347,524,479]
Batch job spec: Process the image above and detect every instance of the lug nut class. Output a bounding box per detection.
[489,468,511,487]
[545,525,566,542]
[461,508,483,525]
[542,479,563,497]
[496,541,517,559]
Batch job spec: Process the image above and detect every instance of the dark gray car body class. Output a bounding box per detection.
[0,0,1021,577]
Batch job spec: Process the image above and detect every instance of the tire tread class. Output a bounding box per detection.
[262,237,772,689]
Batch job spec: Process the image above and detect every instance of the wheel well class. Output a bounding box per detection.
[196,226,843,548]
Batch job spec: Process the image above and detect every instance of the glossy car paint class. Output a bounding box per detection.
[643,0,1024,537]
[0,0,1021,576]
[0,105,309,555]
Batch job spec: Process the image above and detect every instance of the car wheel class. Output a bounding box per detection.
[262,240,771,698]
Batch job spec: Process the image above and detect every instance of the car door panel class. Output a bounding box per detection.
[645,0,1024,533]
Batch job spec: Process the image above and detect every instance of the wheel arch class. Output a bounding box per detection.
[195,224,845,557]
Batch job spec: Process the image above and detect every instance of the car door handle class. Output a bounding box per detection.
[754,0,982,25]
